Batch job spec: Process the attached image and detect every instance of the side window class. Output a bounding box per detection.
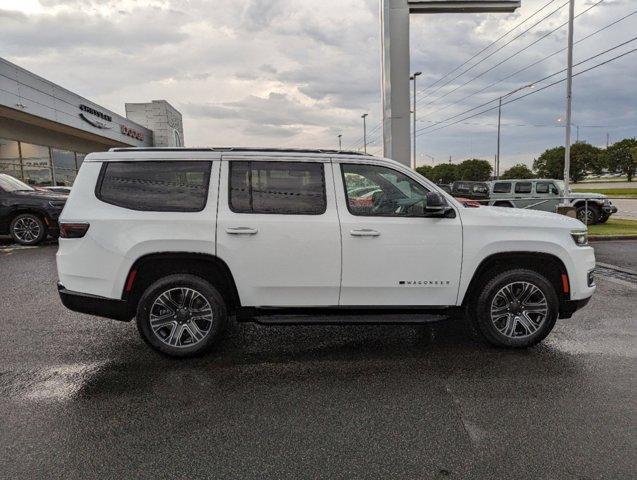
[535,182,549,194]
[514,182,533,194]
[341,163,430,217]
[492,182,511,193]
[97,161,211,212]
[229,161,326,215]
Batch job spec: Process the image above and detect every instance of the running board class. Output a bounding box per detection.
[236,307,454,325]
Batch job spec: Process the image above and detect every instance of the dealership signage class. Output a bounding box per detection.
[79,104,112,129]
[121,124,145,141]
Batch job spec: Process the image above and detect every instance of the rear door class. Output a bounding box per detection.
[216,156,341,307]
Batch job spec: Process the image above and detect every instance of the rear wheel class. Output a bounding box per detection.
[467,269,559,348]
[598,213,610,224]
[10,213,47,245]
[576,204,601,225]
[136,274,227,357]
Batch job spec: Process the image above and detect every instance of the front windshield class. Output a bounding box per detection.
[0,174,34,192]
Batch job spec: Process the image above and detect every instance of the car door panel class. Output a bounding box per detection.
[216,157,341,307]
[334,162,463,306]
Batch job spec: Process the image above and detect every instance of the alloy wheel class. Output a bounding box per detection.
[149,287,214,348]
[13,217,42,243]
[489,281,548,339]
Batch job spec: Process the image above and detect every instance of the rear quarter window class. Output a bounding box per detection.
[492,182,511,193]
[96,161,211,212]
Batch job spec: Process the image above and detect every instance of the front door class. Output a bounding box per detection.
[335,161,463,306]
[216,157,341,307]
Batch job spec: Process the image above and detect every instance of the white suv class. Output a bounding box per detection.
[57,148,596,357]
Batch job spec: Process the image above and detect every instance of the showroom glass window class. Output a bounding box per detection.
[229,161,326,215]
[97,161,211,212]
[0,138,22,178]
[20,142,52,186]
[341,163,430,217]
[51,148,77,186]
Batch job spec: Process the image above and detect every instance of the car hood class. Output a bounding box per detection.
[462,204,586,230]
[568,192,606,200]
[14,190,68,202]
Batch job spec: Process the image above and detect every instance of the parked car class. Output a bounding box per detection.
[0,174,67,245]
[450,181,489,201]
[487,179,617,225]
[57,148,595,357]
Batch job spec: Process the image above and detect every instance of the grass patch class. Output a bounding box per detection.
[588,218,637,237]
[572,188,637,198]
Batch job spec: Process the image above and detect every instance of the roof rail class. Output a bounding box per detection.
[108,147,373,156]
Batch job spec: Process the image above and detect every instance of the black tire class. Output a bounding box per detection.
[598,214,610,224]
[9,213,47,245]
[576,204,601,225]
[467,269,559,348]
[136,274,227,358]
[493,201,514,208]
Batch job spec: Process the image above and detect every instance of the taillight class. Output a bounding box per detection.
[59,222,90,238]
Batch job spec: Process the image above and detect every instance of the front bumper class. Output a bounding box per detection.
[602,205,618,215]
[58,283,133,322]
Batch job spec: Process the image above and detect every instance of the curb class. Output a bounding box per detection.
[596,262,637,276]
[589,235,637,241]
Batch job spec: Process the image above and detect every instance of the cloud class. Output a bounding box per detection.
[0,0,634,165]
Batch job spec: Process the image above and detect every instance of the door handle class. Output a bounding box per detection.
[226,227,258,235]
[350,229,380,237]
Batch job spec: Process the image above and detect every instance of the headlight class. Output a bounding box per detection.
[571,230,588,246]
[48,200,66,208]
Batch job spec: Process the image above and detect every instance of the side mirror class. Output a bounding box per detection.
[424,191,454,217]
[425,192,446,211]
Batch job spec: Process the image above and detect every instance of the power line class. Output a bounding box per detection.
[416,0,571,104]
[416,37,637,135]
[416,47,637,137]
[419,0,560,94]
[418,0,605,109]
[420,8,637,120]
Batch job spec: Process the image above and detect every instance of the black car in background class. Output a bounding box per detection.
[450,181,490,201]
[0,174,67,245]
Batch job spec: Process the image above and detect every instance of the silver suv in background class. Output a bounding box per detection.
[487,179,617,225]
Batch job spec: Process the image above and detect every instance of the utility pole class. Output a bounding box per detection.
[449,155,452,164]
[563,0,575,193]
[337,134,342,151]
[361,114,369,154]
[410,71,422,169]
[606,132,610,147]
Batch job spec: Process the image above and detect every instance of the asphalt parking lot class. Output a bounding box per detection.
[1,244,635,479]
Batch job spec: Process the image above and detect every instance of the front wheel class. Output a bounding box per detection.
[576,204,601,225]
[136,274,227,357]
[468,269,559,348]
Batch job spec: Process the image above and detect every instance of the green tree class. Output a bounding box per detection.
[415,165,433,179]
[501,163,535,179]
[430,163,459,184]
[602,138,637,182]
[533,142,599,182]
[457,158,492,181]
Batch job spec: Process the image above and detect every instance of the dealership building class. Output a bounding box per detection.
[0,57,185,186]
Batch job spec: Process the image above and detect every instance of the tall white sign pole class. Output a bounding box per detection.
[563,0,575,193]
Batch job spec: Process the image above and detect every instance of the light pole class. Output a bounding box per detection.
[496,83,534,179]
[361,113,369,153]
[337,134,342,151]
[410,71,422,169]
[563,0,575,193]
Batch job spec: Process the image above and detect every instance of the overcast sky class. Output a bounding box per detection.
[0,0,635,170]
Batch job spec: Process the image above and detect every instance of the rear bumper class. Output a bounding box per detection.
[57,283,133,322]
[559,296,592,319]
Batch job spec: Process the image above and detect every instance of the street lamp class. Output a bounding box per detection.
[337,134,342,151]
[410,71,422,169]
[361,113,369,154]
[496,83,534,179]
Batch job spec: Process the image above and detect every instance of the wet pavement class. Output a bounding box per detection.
[1,245,636,479]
